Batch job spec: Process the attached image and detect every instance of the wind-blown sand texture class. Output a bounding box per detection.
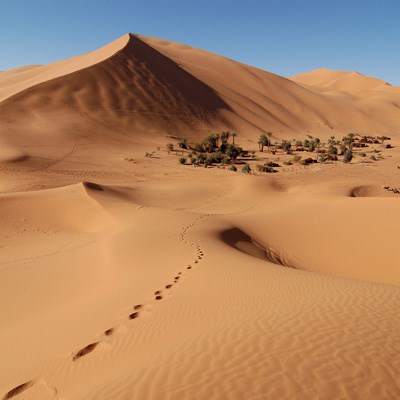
[0,34,399,400]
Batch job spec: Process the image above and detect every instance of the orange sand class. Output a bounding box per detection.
[0,34,399,400]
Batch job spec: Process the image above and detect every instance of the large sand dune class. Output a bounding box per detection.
[1,34,400,149]
[0,34,399,400]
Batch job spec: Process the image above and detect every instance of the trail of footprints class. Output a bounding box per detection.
[4,218,205,398]
[8,207,271,398]
[71,219,204,360]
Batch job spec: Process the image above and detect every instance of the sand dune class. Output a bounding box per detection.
[1,33,400,151]
[1,34,400,400]
[291,68,400,98]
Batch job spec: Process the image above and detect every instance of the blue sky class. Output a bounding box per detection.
[1,0,399,85]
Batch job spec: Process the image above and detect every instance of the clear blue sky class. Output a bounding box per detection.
[1,0,399,85]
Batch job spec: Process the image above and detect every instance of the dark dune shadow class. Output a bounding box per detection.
[84,181,104,191]
[3,381,34,399]
[220,228,268,261]
[219,227,296,268]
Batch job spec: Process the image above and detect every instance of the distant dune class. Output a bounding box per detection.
[291,67,400,98]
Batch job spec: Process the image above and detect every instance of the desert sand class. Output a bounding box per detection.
[0,34,399,400]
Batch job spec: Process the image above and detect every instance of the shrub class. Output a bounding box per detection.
[205,155,214,166]
[209,151,223,163]
[222,154,230,165]
[193,143,205,153]
[178,138,188,149]
[229,164,237,172]
[378,135,391,143]
[292,155,302,163]
[283,161,293,165]
[256,164,277,173]
[226,144,242,160]
[195,152,206,164]
[201,134,218,153]
[328,145,338,155]
[304,139,315,152]
[343,147,353,163]
[179,157,186,165]
[281,140,292,153]
[167,143,174,153]
[301,158,317,165]
[242,164,251,174]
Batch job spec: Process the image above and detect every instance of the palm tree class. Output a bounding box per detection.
[215,133,221,148]
[266,131,272,151]
[226,144,241,160]
[201,135,218,153]
[258,134,269,152]
[346,133,356,144]
[231,132,237,145]
[221,131,230,144]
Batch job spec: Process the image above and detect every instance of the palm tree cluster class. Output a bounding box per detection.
[172,129,391,169]
[178,131,245,167]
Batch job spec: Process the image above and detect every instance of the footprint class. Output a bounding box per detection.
[165,284,173,289]
[155,295,163,300]
[4,381,34,399]
[187,266,192,270]
[154,291,162,295]
[129,312,139,320]
[133,304,143,310]
[73,342,99,361]
[104,328,114,336]
[195,260,198,264]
